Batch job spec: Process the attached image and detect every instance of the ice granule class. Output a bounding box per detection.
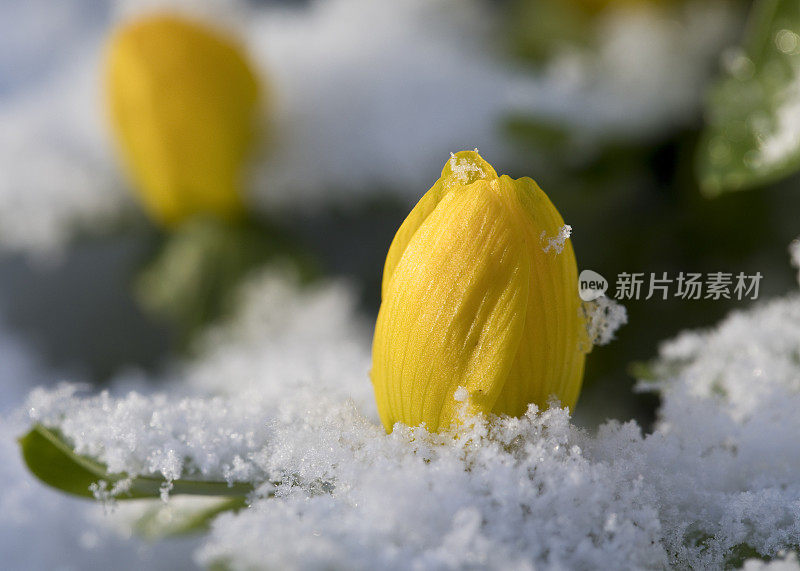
[447,151,489,186]
[452,386,468,402]
[540,224,572,254]
[582,296,628,347]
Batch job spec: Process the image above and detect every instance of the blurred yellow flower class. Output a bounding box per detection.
[106,14,260,226]
[371,151,587,433]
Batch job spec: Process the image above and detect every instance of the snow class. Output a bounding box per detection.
[743,554,800,571]
[540,224,572,254]
[27,385,273,484]
[447,150,492,187]
[633,290,800,567]
[582,296,628,347]
[182,271,372,403]
[197,406,665,571]
[0,41,129,261]
[7,250,800,568]
[0,316,200,570]
[0,416,202,570]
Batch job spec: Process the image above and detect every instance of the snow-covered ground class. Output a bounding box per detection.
[2,249,800,569]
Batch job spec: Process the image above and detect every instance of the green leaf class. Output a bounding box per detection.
[19,424,255,500]
[697,0,800,195]
[132,496,248,539]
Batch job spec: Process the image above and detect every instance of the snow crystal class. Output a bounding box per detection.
[452,386,468,403]
[582,296,628,347]
[197,406,665,571]
[540,224,572,254]
[26,385,275,485]
[446,150,490,187]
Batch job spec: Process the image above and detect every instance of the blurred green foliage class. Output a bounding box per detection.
[698,0,800,195]
[509,0,594,62]
[135,216,318,348]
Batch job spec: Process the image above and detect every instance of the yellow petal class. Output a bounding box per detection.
[381,151,497,299]
[372,180,529,432]
[106,15,260,226]
[491,176,587,416]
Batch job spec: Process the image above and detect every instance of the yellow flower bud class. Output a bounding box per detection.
[371,151,587,433]
[106,15,260,226]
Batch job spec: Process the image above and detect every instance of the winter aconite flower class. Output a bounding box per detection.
[371,151,587,433]
[106,15,260,226]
